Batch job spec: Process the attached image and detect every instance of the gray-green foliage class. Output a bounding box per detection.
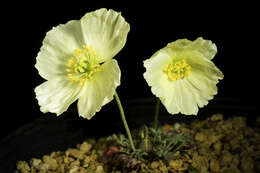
[187,166,200,173]
[107,125,194,166]
[149,127,193,160]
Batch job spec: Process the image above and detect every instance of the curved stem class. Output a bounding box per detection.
[154,98,161,129]
[114,91,135,151]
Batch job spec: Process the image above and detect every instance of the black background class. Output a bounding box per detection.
[1,2,259,140]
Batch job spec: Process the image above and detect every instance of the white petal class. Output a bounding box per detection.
[160,80,181,115]
[144,49,181,114]
[184,55,223,111]
[186,71,219,107]
[167,37,217,60]
[80,8,130,62]
[193,37,217,60]
[177,80,199,115]
[143,50,172,96]
[160,79,201,115]
[35,20,84,80]
[35,78,81,115]
[77,59,120,119]
[189,71,215,94]
[167,38,193,51]
[186,50,223,80]
[182,79,209,108]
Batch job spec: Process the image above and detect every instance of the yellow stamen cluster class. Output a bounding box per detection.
[66,45,100,85]
[163,59,191,81]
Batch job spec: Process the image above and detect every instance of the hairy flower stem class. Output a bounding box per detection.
[154,98,161,129]
[114,92,136,151]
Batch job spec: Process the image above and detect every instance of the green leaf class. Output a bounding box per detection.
[188,166,200,173]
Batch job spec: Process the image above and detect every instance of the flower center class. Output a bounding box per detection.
[66,45,101,85]
[163,59,191,81]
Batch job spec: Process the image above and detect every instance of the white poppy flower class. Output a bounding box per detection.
[35,8,130,119]
[143,37,223,115]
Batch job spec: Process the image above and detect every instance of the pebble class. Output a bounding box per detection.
[70,160,80,167]
[232,154,240,167]
[241,157,254,171]
[210,159,220,172]
[38,163,50,171]
[169,159,183,170]
[222,121,233,131]
[229,138,239,146]
[211,113,223,121]
[66,148,85,160]
[213,141,222,153]
[96,165,104,173]
[200,140,212,148]
[208,134,218,144]
[43,155,57,170]
[221,151,233,164]
[83,156,91,165]
[157,161,168,173]
[79,141,92,153]
[161,124,174,133]
[233,117,247,129]
[195,132,206,142]
[30,158,41,169]
[150,161,160,169]
[192,154,209,173]
[16,161,30,173]
[69,166,79,173]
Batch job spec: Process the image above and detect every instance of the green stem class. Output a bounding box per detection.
[154,98,161,129]
[172,142,186,154]
[114,91,135,151]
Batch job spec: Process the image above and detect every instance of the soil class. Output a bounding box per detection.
[16,114,260,173]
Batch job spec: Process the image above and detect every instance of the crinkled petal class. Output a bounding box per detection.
[187,53,224,80]
[35,78,81,115]
[177,80,199,115]
[163,58,222,115]
[144,51,183,114]
[187,69,219,99]
[167,38,193,51]
[159,79,181,115]
[158,78,201,115]
[77,59,120,119]
[80,8,130,62]
[192,37,217,60]
[167,37,217,60]
[184,55,223,113]
[144,50,172,97]
[182,79,209,108]
[35,20,84,80]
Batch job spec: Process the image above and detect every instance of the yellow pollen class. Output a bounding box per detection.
[66,58,74,67]
[163,59,191,81]
[66,45,100,85]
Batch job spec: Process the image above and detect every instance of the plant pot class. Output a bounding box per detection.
[0,96,257,172]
